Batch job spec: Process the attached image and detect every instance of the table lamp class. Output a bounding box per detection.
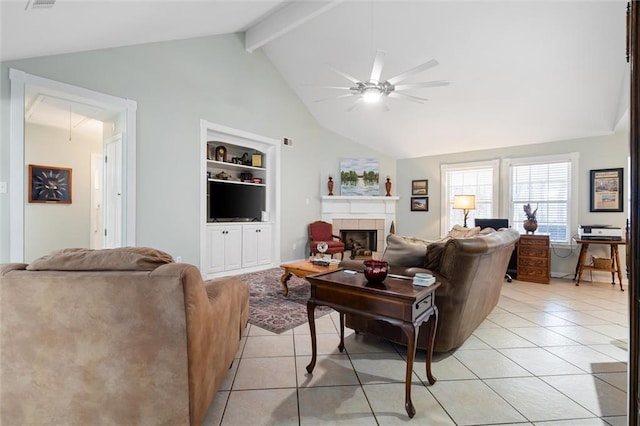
[453,195,476,228]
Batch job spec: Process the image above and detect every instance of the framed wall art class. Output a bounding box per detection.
[340,158,379,196]
[29,164,72,204]
[411,179,428,195]
[590,168,623,212]
[410,197,428,211]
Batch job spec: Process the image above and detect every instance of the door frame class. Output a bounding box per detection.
[9,69,137,262]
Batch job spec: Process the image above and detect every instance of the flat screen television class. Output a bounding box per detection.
[474,218,509,230]
[208,181,265,222]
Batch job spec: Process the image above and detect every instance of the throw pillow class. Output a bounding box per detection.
[382,234,429,267]
[27,247,174,271]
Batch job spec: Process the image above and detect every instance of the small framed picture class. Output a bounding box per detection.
[29,164,72,203]
[411,197,428,211]
[590,168,623,212]
[412,179,428,196]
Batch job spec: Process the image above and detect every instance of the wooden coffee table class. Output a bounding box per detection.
[279,260,339,296]
[305,269,440,418]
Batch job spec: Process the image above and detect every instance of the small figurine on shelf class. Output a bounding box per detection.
[328,176,334,196]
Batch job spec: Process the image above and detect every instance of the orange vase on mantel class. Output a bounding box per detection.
[385,177,392,196]
[328,176,334,196]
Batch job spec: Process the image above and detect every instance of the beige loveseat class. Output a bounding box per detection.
[341,227,520,352]
[0,247,249,425]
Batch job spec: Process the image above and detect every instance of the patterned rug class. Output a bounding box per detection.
[236,267,333,334]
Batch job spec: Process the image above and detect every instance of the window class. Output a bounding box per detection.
[504,153,578,244]
[440,160,499,236]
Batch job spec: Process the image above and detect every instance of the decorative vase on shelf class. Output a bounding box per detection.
[385,177,392,196]
[328,176,334,196]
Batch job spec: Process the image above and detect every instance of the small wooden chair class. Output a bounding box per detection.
[308,221,345,259]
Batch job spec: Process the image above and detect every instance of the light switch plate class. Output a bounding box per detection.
[0,182,6,193]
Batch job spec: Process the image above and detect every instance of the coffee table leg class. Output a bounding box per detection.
[338,313,345,352]
[401,322,418,419]
[425,306,439,385]
[306,301,317,374]
[280,271,292,296]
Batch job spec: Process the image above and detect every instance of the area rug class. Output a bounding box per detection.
[236,267,333,334]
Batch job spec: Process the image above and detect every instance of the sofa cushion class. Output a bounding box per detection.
[445,225,482,239]
[382,234,429,267]
[26,247,174,271]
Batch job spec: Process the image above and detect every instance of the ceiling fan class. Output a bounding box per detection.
[309,50,450,111]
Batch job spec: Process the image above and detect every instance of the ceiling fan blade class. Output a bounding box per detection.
[394,80,450,90]
[326,63,361,84]
[388,92,428,103]
[313,93,357,103]
[369,50,386,84]
[301,84,354,90]
[345,98,363,112]
[386,59,439,85]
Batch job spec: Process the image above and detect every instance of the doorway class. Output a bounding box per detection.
[9,69,137,262]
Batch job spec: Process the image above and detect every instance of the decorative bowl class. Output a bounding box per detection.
[363,260,389,283]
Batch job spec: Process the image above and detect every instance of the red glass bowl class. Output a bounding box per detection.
[363,260,389,283]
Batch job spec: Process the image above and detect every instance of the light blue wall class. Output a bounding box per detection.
[0,33,393,264]
[396,131,629,278]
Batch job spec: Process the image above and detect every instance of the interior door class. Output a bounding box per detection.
[104,133,122,248]
[89,153,104,249]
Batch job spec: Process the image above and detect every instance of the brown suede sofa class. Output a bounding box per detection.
[0,247,249,426]
[341,227,520,353]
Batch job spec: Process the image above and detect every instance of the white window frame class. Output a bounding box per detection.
[440,159,500,237]
[502,152,579,246]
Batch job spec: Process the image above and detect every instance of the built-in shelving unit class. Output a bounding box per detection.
[199,120,281,279]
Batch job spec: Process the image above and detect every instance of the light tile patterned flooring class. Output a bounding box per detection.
[204,278,629,425]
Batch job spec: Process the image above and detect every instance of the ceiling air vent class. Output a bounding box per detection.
[25,0,56,10]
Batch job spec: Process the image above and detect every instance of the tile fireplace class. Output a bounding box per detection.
[321,195,399,259]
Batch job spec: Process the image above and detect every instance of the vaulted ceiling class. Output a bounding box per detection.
[1,0,629,159]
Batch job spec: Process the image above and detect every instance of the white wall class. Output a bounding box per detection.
[0,33,394,264]
[396,131,629,280]
[24,122,102,261]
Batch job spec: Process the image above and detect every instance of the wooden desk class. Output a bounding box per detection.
[574,239,625,291]
[305,269,440,418]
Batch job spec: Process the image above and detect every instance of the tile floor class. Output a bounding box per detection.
[204,278,629,425]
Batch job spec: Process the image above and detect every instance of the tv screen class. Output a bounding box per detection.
[208,181,265,222]
[474,218,509,230]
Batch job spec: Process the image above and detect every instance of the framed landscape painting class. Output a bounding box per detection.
[412,180,428,195]
[340,158,380,196]
[411,197,428,211]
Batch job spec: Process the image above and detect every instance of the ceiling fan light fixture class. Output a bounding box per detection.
[362,86,382,103]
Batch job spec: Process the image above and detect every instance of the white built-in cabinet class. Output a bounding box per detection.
[199,120,281,279]
[205,224,242,274]
[242,223,273,268]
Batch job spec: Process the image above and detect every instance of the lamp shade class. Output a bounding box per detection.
[453,195,476,210]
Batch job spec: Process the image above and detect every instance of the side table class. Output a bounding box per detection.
[305,269,440,418]
[574,239,625,291]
